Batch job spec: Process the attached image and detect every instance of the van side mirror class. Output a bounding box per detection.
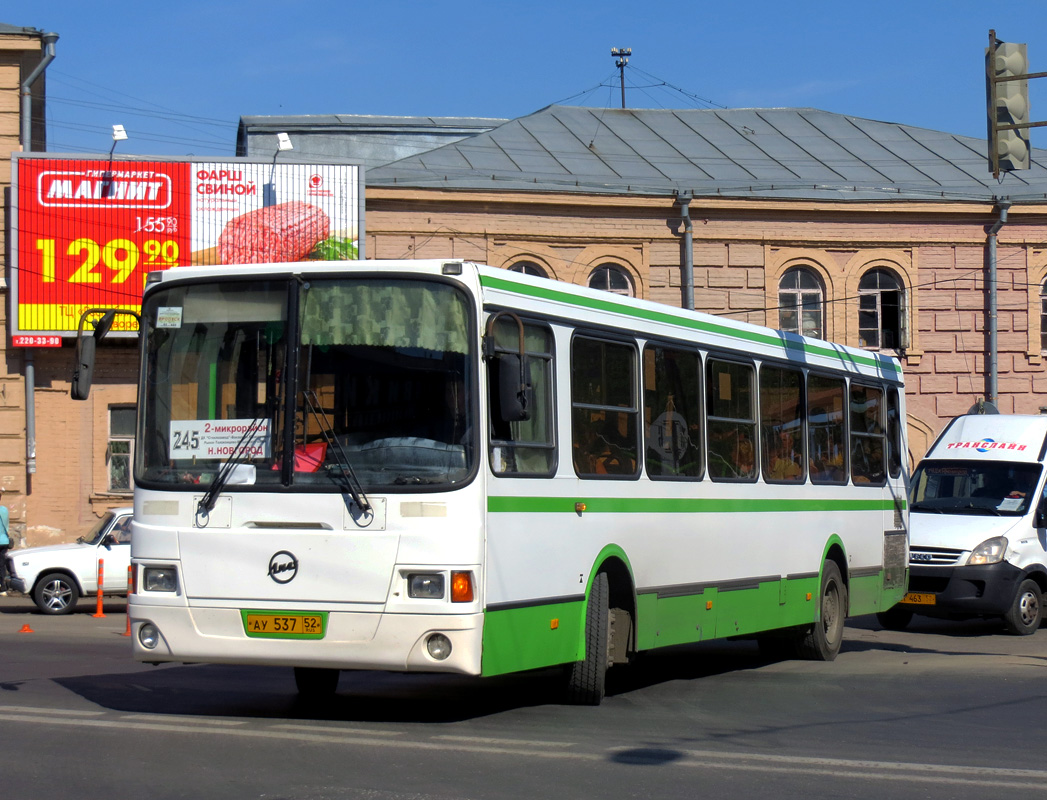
[1035,500,1047,529]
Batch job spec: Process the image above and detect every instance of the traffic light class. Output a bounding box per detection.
[987,35,1030,173]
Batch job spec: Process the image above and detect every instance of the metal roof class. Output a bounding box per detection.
[237,114,507,171]
[368,105,1047,204]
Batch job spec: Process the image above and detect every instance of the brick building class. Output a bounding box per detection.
[6,21,1047,544]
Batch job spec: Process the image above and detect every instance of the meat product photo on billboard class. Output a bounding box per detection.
[217,201,331,264]
[9,154,364,340]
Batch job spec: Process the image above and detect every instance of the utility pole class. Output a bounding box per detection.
[611,47,631,108]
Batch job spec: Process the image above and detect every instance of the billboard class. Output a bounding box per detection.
[10,154,364,342]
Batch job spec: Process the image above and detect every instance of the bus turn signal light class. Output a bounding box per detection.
[451,571,474,603]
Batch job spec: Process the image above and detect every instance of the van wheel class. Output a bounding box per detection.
[565,572,610,705]
[1003,579,1042,636]
[795,560,846,661]
[876,605,914,631]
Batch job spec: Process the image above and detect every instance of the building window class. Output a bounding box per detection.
[778,267,825,339]
[108,407,135,493]
[588,264,634,297]
[858,269,905,350]
[1040,281,1047,351]
[508,261,547,278]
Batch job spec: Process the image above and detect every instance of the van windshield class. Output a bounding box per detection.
[910,460,1042,517]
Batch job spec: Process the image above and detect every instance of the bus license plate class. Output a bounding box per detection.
[901,592,936,606]
[243,612,326,639]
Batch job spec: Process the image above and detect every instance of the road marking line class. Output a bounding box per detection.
[120,714,246,726]
[433,735,570,748]
[0,705,104,717]
[271,724,401,737]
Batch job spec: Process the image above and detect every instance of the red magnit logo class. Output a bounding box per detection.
[37,169,173,208]
[309,174,324,189]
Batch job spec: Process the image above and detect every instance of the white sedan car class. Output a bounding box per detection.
[7,508,132,614]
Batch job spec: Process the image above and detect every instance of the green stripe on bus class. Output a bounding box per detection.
[479,570,898,676]
[479,273,901,376]
[488,496,902,513]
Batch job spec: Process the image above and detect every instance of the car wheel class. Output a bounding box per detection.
[33,572,80,615]
[1003,579,1042,636]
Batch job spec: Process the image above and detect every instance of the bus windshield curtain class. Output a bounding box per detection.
[300,283,468,353]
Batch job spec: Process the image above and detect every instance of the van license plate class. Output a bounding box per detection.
[901,592,936,606]
[243,611,326,639]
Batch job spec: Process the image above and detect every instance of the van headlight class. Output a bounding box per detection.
[967,537,1008,566]
[143,566,178,592]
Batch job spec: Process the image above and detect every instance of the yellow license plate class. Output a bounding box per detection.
[901,592,936,606]
[243,612,326,639]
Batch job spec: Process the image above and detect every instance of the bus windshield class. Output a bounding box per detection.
[137,276,475,491]
[910,459,1042,517]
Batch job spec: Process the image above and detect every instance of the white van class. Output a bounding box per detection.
[885,413,1047,635]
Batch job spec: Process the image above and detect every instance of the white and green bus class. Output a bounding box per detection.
[79,259,908,705]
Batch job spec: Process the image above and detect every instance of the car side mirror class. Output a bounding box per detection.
[1035,500,1047,529]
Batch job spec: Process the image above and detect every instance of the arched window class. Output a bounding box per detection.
[508,260,547,278]
[858,269,905,350]
[588,264,634,297]
[778,267,825,339]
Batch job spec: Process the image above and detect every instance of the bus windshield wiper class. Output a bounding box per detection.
[303,391,371,514]
[196,418,266,523]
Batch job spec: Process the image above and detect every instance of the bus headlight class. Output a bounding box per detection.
[426,633,452,660]
[967,537,1008,566]
[139,622,160,650]
[143,567,178,592]
[408,573,445,599]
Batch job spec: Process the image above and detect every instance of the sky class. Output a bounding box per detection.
[14,1,1047,158]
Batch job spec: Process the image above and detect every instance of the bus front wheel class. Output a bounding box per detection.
[565,572,611,705]
[796,560,846,661]
[294,667,340,700]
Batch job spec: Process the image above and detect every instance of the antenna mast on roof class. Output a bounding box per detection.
[611,47,631,108]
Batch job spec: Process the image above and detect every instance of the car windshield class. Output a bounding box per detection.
[910,459,1042,517]
[78,512,119,545]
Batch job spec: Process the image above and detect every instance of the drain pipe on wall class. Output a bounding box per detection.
[678,192,694,311]
[19,31,59,477]
[987,201,1010,407]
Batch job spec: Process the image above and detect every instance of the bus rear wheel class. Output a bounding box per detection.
[294,667,340,700]
[565,572,611,705]
[795,560,846,661]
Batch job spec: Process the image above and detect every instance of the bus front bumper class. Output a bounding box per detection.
[129,601,484,675]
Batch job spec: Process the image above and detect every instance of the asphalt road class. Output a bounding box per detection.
[3,595,1047,799]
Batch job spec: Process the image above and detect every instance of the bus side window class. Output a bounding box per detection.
[572,337,639,479]
[488,318,556,476]
[643,344,702,480]
[886,387,903,479]
[760,365,804,484]
[706,359,756,481]
[850,383,886,486]
[808,374,847,484]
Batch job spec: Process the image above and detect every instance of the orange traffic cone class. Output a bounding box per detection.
[18,623,33,633]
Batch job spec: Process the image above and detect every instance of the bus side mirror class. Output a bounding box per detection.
[71,336,97,401]
[496,354,531,423]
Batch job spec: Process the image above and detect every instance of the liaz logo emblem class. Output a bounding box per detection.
[268,551,299,584]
